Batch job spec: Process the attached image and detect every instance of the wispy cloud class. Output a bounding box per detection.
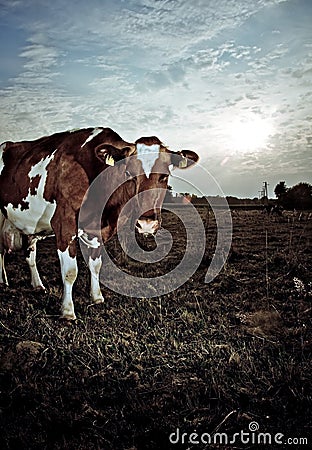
[0,0,311,196]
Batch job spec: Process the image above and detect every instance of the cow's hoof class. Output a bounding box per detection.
[59,316,76,325]
[59,314,77,322]
[90,292,104,304]
[93,296,104,304]
[33,286,46,292]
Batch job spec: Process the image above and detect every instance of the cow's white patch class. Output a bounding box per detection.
[89,255,104,303]
[0,143,7,176]
[136,219,159,235]
[136,144,160,177]
[81,128,103,148]
[78,229,101,248]
[5,152,57,234]
[57,247,77,320]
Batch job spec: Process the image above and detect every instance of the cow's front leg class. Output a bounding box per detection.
[57,246,78,320]
[88,248,104,304]
[52,211,78,320]
[26,238,45,290]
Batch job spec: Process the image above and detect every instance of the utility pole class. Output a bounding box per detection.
[259,182,269,205]
[263,181,269,201]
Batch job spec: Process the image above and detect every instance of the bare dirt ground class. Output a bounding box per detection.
[0,208,311,449]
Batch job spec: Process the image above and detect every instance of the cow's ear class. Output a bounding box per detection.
[171,150,199,169]
[95,144,133,165]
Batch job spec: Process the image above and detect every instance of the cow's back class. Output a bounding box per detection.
[0,127,127,235]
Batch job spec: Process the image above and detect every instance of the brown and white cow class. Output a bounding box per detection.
[0,127,198,320]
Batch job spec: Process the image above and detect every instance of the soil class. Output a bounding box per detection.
[0,207,311,449]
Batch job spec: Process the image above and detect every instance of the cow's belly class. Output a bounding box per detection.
[5,199,56,235]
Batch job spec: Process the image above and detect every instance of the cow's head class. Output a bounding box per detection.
[94,136,199,237]
[132,137,198,235]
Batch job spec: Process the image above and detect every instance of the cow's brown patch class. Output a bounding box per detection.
[29,175,41,196]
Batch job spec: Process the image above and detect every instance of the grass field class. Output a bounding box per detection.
[0,208,311,449]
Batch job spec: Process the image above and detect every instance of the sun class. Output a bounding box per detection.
[229,115,273,153]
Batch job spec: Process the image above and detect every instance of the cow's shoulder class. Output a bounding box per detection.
[59,127,124,151]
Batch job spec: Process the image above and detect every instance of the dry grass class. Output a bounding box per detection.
[0,209,311,449]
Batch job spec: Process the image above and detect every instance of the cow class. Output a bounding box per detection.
[261,204,284,217]
[271,204,284,216]
[0,127,199,320]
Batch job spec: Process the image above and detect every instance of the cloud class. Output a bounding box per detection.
[0,0,311,197]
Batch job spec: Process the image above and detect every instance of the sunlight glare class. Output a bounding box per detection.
[229,116,273,153]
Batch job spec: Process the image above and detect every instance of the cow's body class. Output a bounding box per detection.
[0,127,198,319]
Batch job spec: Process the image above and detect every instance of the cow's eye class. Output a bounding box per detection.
[125,170,137,182]
[159,174,169,183]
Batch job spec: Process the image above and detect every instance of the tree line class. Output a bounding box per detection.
[274,181,312,210]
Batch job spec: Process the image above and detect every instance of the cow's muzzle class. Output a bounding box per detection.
[136,214,160,236]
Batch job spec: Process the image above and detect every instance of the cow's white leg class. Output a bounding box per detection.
[26,239,45,289]
[0,253,8,285]
[0,253,4,284]
[57,247,78,320]
[88,254,104,303]
[0,213,6,285]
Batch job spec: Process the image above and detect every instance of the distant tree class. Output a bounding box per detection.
[274,181,288,199]
[164,185,174,203]
[280,182,312,210]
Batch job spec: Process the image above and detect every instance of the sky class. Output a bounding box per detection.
[0,0,311,198]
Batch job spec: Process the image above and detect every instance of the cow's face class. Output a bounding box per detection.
[94,137,199,237]
[132,137,199,235]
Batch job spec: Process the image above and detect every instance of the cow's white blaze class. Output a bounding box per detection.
[5,152,57,234]
[81,128,103,148]
[136,144,160,177]
[88,255,104,303]
[57,247,77,320]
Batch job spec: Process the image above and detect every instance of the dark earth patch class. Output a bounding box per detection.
[0,208,311,449]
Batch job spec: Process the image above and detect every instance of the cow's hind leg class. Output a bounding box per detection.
[0,213,7,285]
[0,253,8,285]
[26,238,45,290]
